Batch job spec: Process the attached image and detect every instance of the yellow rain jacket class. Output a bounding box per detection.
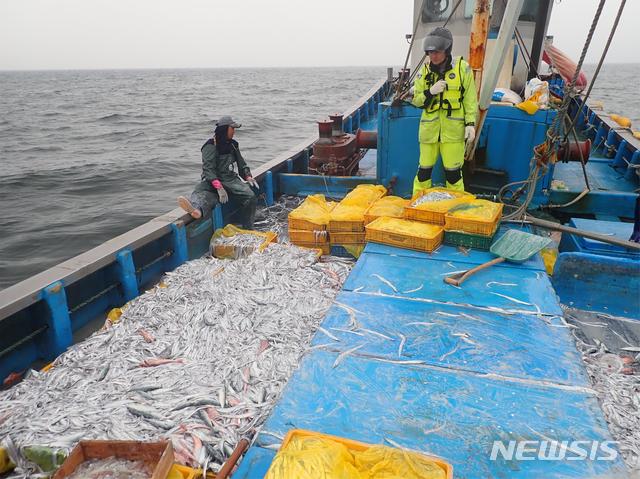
[412,57,478,143]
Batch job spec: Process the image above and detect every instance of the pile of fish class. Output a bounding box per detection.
[565,308,640,473]
[0,243,352,477]
[253,195,304,241]
[66,458,151,479]
[411,191,455,207]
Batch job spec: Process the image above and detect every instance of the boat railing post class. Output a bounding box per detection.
[115,249,139,301]
[624,150,640,181]
[41,281,73,358]
[302,148,310,173]
[593,122,607,151]
[213,205,224,230]
[603,130,618,158]
[585,112,598,138]
[344,116,353,134]
[170,222,189,268]
[612,140,628,168]
[575,103,589,130]
[286,158,294,173]
[265,170,274,206]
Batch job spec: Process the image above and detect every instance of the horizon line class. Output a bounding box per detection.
[1,61,639,73]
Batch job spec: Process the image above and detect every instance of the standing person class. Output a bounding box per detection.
[178,116,259,229]
[411,27,478,193]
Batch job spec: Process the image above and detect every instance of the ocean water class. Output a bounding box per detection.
[0,67,389,289]
[0,64,638,290]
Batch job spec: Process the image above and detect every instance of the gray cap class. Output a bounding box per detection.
[423,27,453,52]
[216,116,241,128]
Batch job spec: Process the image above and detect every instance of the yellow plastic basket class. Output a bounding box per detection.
[444,200,503,236]
[365,217,443,253]
[329,232,366,245]
[328,219,365,232]
[168,464,215,479]
[288,229,329,244]
[404,187,475,225]
[266,429,452,479]
[363,196,409,225]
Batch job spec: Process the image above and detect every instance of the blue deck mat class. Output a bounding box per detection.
[364,225,547,273]
[311,291,589,387]
[234,351,625,479]
[343,251,562,315]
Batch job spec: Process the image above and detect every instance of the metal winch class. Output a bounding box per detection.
[309,114,377,176]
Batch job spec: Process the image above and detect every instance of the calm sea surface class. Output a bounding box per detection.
[0,64,638,289]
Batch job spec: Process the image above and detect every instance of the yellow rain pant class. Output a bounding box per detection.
[413,141,465,194]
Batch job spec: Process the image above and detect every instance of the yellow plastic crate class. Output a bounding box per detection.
[288,229,329,244]
[366,217,443,253]
[329,232,366,245]
[363,196,409,225]
[404,187,475,225]
[168,464,215,479]
[288,217,327,231]
[328,219,365,232]
[266,429,452,479]
[291,241,331,256]
[444,200,503,236]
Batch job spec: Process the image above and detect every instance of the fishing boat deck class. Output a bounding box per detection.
[235,225,629,478]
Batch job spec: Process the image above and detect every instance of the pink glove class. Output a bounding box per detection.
[211,179,222,189]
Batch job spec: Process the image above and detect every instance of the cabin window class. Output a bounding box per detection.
[421,0,453,23]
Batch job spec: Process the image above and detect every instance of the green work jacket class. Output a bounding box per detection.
[201,139,252,183]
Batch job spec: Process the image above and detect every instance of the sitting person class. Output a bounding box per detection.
[178,116,258,229]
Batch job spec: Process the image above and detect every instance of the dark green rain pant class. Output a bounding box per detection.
[189,177,257,229]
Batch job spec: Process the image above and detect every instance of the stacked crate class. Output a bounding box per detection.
[366,187,474,253]
[443,199,503,250]
[288,195,334,255]
[328,185,387,256]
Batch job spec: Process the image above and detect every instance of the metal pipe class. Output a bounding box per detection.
[468,0,491,96]
[355,129,378,149]
[522,215,640,251]
[467,0,526,163]
[216,438,250,478]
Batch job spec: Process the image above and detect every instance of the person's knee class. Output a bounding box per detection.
[417,167,433,183]
[445,168,462,185]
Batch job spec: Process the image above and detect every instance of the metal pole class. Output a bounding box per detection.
[468,0,491,96]
[523,215,640,251]
[466,0,526,163]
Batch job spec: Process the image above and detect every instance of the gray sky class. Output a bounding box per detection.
[0,0,637,70]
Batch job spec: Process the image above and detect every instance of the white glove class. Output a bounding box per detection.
[465,125,476,143]
[429,80,447,95]
[246,176,259,190]
[217,186,229,204]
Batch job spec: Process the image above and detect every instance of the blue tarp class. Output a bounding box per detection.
[236,243,625,478]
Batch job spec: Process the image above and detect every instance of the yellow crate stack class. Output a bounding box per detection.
[328,185,387,249]
[287,195,335,254]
